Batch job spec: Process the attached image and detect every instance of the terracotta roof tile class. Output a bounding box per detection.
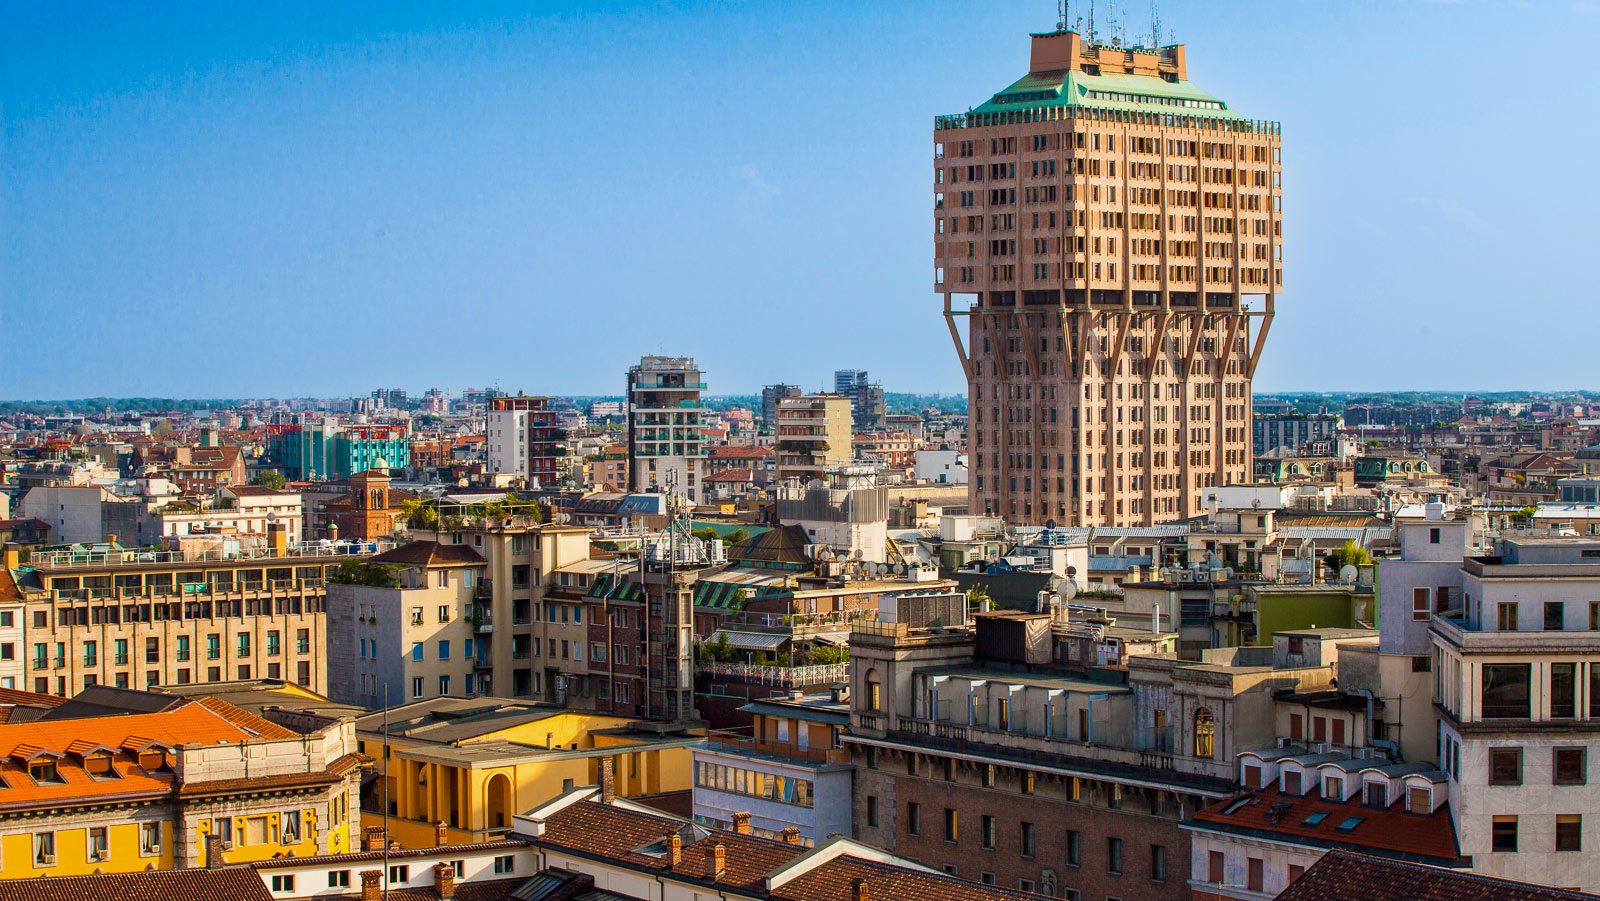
[371,541,486,567]
[0,865,272,901]
[1276,850,1600,901]
[1189,782,1459,863]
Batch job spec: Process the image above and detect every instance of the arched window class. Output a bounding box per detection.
[1194,707,1215,758]
[865,669,883,712]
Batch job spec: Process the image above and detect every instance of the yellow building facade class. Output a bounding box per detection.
[0,686,361,879]
[357,698,699,846]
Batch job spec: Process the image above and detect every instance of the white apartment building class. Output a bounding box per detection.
[1432,535,1600,892]
[626,355,706,505]
[692,692,854,847]
[1357,502,1485,762]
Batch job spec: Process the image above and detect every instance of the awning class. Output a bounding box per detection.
[707,630,789,651]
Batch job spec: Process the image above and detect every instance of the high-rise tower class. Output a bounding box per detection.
[627,355,707,504]
[936,28,1281,526]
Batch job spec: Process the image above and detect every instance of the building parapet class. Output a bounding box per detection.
[699,662,848,687]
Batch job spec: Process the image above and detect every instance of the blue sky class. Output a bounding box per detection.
[4,1,1597,400]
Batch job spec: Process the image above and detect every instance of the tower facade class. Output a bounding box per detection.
[936,29,1281,526]
[626,355,707,504]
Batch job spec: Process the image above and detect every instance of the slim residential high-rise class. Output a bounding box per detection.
[487,395,566,488]
[761,383,804,430]
[936,28,1281,526]
[627,355,707,505]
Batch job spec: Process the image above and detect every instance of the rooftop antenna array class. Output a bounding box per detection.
[1087,0,1096,42]
[1057,0,1067,32]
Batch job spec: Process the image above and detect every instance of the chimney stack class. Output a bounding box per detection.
[363,825,386,851]
[852,878,869,901]
[668,833,682,866]
[204,834,224,869]
[433,862,457,899]
[732,812,752,835]
[779,827,801,845]
[600,756,616,804]
[360,870,382,901]
[435,821,449,847]
[705,842,726,881]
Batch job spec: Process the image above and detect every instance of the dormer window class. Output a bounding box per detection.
[28,760,64,785]
[1322,775,1342,800]
[84,753,119,779]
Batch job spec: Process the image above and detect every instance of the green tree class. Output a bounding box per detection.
[251,471,287,490]
[726,528,750,546]
[329,560,401,587]
[1326,539,1372,572]
[693,527,719,543]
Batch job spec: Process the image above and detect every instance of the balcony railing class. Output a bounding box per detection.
[698,662,848,687]
[31,540,396,571]
[703,730,850,767]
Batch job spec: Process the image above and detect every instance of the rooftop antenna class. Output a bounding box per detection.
[1087,0,1096,42]
[1057,0,1066,32]
[1150,2,1160,47]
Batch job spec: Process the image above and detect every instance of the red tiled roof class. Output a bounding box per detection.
[1276,850,1600,901]
[709,445,773,459]
[707,468,756,482]
[0,865,272,901]
[1189,783,1459,863]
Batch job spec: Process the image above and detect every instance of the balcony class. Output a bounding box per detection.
[702,729,850,768]
[698,661,848,687]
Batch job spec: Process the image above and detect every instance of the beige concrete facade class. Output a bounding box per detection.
[936,29,1282,526]
[775,394,853,482]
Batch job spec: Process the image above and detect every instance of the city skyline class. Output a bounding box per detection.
[5,1,1599,398]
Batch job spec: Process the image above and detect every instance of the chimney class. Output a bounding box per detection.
[668,833,682,866]
[433,861,457,899]
[600,756,616,804]
[360,870,382,901]
[779,827,801,845]
[705,842,726,881]
[852,878,869,901]
[2,543,20,571]
[732,812,751,835]
[434,821,449,847]
[204,834,224,869]
[389,841,402,853]
[363,825,386,851]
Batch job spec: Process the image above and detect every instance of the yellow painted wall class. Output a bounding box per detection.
[0,820,174,878]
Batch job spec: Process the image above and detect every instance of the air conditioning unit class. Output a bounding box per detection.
[39,854,56,865]
[92,849,110,861]
[221,841,235,851]
[1276,736,1294,749]
[1313,742,1330,753]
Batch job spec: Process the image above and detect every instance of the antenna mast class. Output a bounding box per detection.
[1088,0,1096,42]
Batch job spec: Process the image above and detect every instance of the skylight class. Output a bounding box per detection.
[1303,812,1329,826]
[1335,816,1365,832]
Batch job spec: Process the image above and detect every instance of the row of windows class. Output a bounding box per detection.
[32,660,312,696]
[694,761,813,807]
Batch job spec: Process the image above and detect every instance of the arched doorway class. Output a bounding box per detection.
[485,773,513,828]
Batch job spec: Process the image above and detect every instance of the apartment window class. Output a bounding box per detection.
[34,831,55,866]
[944,808,958,842]
[1497,602,1518,631]
[328,871,351,888]
[1492,816,1518,853]
[297,629,310,653]
[411,677,424,699]
[1021,821,1035,857]
[207,634,220,659]
[178,635,191,661]
[271,875,296,892]
[140,822,161,855]
[981,814,995,849]
[438,639,451,660]
[389,865,410,883]
[1482,664,1531,718]
[282,811,301,844]
[1557,815,1583,852]
[493,855,515,874]
[1552,663,1578,718]
[1413,655,1432,672]
[411,642,424,662]
[1412,588,1429,621]
[1490,748,1523,785]
[1429,527,1441,544]
[1592,601,1600,632]
[1545,602,1566,631]
[88,826,108,860]
[1107,837,1122,874]
[266,631,280,656]
[1065,829,1080,866]
[906,802,920,836]
[1150,844,1168,882]
[236,632,250,657]
[1555,748,1587,785]
[1247,857,1264,892]
[1288,863,1306,884]
[145,637,160,663]
[867,795,879,828]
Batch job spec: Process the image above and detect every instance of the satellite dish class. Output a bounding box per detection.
[1056,581,1078,603]
[1339,564,1358,583]
[1045,518,1057,530]
[894,564,905,575]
